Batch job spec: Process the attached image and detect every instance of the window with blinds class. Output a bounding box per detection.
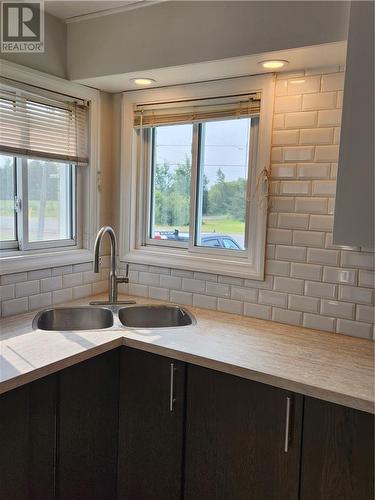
[0,80,88,252]
[133,93,262,255]
[0,82,88,164]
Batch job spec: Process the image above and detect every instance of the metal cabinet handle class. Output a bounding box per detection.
[284,396,292,453]
[169,363,176,412]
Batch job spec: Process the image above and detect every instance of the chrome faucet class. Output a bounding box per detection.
[90,226,135,306]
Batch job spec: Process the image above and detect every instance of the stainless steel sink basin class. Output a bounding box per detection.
[118,305,195,328]
[33,307,113,331]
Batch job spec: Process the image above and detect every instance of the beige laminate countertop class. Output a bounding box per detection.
[0,294,374,413]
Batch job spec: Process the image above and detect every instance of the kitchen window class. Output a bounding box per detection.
[121,75,274,279]
[0,82,88,252]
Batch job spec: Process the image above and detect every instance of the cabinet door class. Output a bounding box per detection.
[57,349,120,500]
[300,397,374,500]
[184,364,303,500]
[117,347,186,500]
[0,375,57,500]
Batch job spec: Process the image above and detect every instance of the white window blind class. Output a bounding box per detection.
[0,80,88,164]
[133,93,261,128]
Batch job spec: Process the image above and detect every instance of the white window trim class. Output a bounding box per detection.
[0,60,101,275]
[120,74,275,280]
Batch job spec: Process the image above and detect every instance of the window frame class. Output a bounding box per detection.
[0,60,101,275]
[120,74,275,280]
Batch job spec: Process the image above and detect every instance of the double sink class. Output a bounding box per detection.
[33,304,195,331]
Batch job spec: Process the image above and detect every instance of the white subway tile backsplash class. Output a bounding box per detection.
[270,196,295,212]
[302,92,336,111]
[28,268,51,280]
[15,280,40,298]
[273,113,285,129]
[293,230,325,248]
[303,313,335,332]
[300,128,333,145]
[309,215,333,231]
[194,272,217,282]
[128,283,149,298]
[72,284,92,300]
[171,268,194,278]
[315,145,339,162]
[29,292,52,311]
[170,290,192,305]
[288,294,319,313]
[2,297,28,317]
[149,286,170,301]
[272,307,302,326]
[356,305,374,323]
[291,262,322,281]
[139,272,160,286]
[283,147,314,162]
[92,280,108,295]
[305,281,336,299]
[287,76,320,95]
[278,213,309,229]
[337,90,344,108]
[358,270,374,288]
[182,278,205,293]
[341,251,374,270]
[244,276,274,290]
[321,299,355,320]
[1,272,28,285]
[295,197,328,214]
[284,111,317,129]
[265,260,290,276]
[72,262,92,273]
[338,285,373,305]
[160,275,182,290]
[311,181,336,196]
[272,130,299,145]
[62,272,83,288]
[51,265,73,276]
[148,266,170,275]
[274,95,302,113]
[218,275,244,286]
[217,298,243,315]
[193,294,217,310]
[267,228,293,245]
[231,286,258,303]
[83,271,102,284]
[336,319,372,339]
[244,302,271,320]
[323,267,357,285]
[206,282,230,297]
[41,276,62,293]
[307,248,340,266]
[275,245,306,262]
[52,288,73,304]
[274,276,304,294]
[271,164,296,178]
[321,72,345,91]
[0,284,15,301]
[297,163,330,179]
[259,290,287,307]
[317,109,342,127]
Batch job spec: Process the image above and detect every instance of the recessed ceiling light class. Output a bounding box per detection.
[130,78,156,86]
[259,60,289,70]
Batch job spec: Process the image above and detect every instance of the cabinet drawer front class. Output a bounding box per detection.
[300,397,374,500]
[184,364,302,500]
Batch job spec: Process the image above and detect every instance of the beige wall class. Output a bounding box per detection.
[67,1,350,81]
[1,12,67,78]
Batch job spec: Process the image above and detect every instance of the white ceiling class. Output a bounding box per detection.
[44,1,145,21]
[74,41,347,93]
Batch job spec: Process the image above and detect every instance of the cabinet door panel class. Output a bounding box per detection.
[57,349,120,500]
[117,347,185,500]
[0,375,56,500]
[184,364,302,500]
[300,397,374,500]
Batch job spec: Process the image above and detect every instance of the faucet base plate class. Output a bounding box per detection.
[89,300,136,306]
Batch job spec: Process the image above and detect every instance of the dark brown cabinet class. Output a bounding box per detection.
[57,349,120,500]
[0,375,56,500]
[117,347,186,500]
[184,364,303,500]
[300,397,374,500]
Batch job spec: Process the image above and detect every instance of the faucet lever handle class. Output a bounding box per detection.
[125,263,130,278]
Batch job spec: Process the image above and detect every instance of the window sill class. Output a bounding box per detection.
[122,247,264,280]
[0,248,93,276]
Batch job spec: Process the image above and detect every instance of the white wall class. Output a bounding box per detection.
[1,12,67,78]
[67,1,350,81]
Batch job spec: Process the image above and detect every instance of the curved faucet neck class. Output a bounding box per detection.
[93,226,117,274]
